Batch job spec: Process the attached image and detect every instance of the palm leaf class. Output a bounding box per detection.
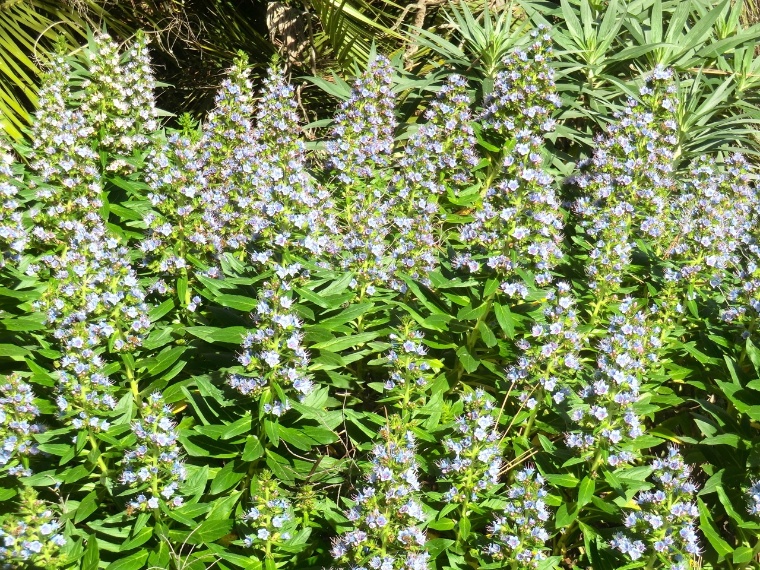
[0,0,136,139]
[310,0,402,69]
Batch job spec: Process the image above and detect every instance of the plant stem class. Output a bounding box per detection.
[738,316,758,369]
[88,431,109,476]
[589,448,605,477]
[455,497,471,552]
[521,386,544,440]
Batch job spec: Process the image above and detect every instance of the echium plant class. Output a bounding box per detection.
[509,281,583,422]
[718,154,760,334]
[198,53,262,258]
[389,73,480,287]
[438,388,503,505]
[2,10,760,569]
[611,447,700,568]
[331,418,429,570]
[0,488,66,568]
[457,27,563,296]
[0,374,43,477]
[480,26,560,138]
[245,61,337,264]
[23,44,152,432]
[0,139,25,267]
[665,155,755,280]
[121,392,186,513]
[228,263,313,415]
[326,55,404,293]
[637,152,760,340]
[33,220,150,431]
[25,51,102,246]
[566,298,659,467]
[142,129,220,284]
[196,54,337,270]
[326,55,396,184]
[664,154,760,335]
[572,67,679,312]
[238,472,303,562]
[485,466,552,569]
[76,31,158,172]
[380,321,438,414]
[399,73,479,196]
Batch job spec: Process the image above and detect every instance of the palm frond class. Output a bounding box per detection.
[0,0,92,138]
[310,0,402,69]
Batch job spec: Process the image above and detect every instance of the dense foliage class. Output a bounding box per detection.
[1,2,760,570]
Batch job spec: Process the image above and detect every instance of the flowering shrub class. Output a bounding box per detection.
[0,20,759,570]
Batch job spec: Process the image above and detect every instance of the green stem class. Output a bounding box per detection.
[521,386,545,440]
[401,381,413,425]
[589,448,605,477]
[455,498,471,551]
[556,519,577,557]
[88,432,109,476]
[739,316,758,369]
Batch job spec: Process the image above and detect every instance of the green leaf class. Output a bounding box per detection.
[458,515,471,540]
[303,426,338,445]
[457,301,487,321]
[75,491,99,524]
[186,326,247,344]
[311,331,379,352]
[493,302,515,338]
[426,537,454,558]
[2,314,45,331]
[121,526,153,551]
[264,418,280,446]
[147,541,170,569]
[456,346,480,373]
[554,503,579,528]
[221,415,253,440]
[295,285,351,309]
[312,350,347,370]
[477,321,498,348]
[307,74,352,99]
[560,0,584,42]
[577,476,595,508]
[676,0,729,59]
[105,550,149,570]
[0,344,28,358]
[37,443,72,456]
[242,435,264,461]
[215,294,257,312]
[142,346,187,377]
[698,497,733,558]
[182,464,209,497]
[746,338,760,376]
[279,425,315,451]
[184,518,234,544]
[428,518,456,531]
[319,302,375,329]
[147,299,174,322]
[209,461,246,495]
[177,275,188,306]
[82,534,98,570]
[544,473,579,488]
[701,434,742,448]
[62,464,91,484]
[733,546,754,564]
